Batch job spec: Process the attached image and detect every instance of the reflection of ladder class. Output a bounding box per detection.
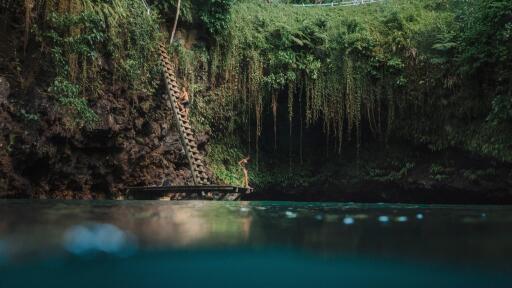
[158,42,210,185]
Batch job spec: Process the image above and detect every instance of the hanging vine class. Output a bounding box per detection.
[194,1,441,158]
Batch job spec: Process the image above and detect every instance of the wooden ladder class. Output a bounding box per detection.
[158,42,210,185]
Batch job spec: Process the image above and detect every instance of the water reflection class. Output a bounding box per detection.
[240,202,253,241]
[0,200,511,271]
[0,239,6,264]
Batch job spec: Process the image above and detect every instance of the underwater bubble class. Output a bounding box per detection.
[63,225,95,254]
[95,224,129,253]
[416,213,424,220]
[378,216,390,223]
[396,216,408,222]
[240,207,250,213]
[285,211,298,219]
[343,217,355,225]
[63,223,137,256]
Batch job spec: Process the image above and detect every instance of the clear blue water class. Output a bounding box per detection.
[0,200,511,287]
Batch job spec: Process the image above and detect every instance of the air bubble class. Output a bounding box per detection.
[396,216,408,222]
[378,216,390,223]
[63,223,137,256]
[343,217,355,225]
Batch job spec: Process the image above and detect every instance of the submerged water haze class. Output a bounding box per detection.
[0,200,511,287]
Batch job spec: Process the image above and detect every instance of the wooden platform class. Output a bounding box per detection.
[126,185,253,200]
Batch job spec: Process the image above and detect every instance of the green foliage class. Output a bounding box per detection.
[488,95,512,125]
[195,0,512,162]
[204,0,453,153]
[458,0,512,75]
[185,0,512,186]
[19,110,40,123]
[249,164,319,190]
[448,0,512,160]
[367,161,415,182]
[6,134,16,153]
[430,163,449,181]
[196,0,234,37]
[150,0,233,39]
[49,77,99,126]
[206,139,245,186]
[463,168,496,183]
[36,0,162,128]
[150,0,194,24]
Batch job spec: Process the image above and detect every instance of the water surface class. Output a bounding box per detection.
[0,200,511,287]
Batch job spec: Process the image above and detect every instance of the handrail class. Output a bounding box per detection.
[293,0,383,7]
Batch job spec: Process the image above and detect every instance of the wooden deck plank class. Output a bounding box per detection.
[126,185,253,200]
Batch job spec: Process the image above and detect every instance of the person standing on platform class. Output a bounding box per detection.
[238,156,251,189]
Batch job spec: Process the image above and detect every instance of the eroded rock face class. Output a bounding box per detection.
[0,77,32,198]
[0,84,212,199]
[0,77,9,104]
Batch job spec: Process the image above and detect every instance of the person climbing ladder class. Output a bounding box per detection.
[178,85,190,117]
[238,156,251,189]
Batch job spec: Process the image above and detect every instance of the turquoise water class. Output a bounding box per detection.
[0,200,511,287]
